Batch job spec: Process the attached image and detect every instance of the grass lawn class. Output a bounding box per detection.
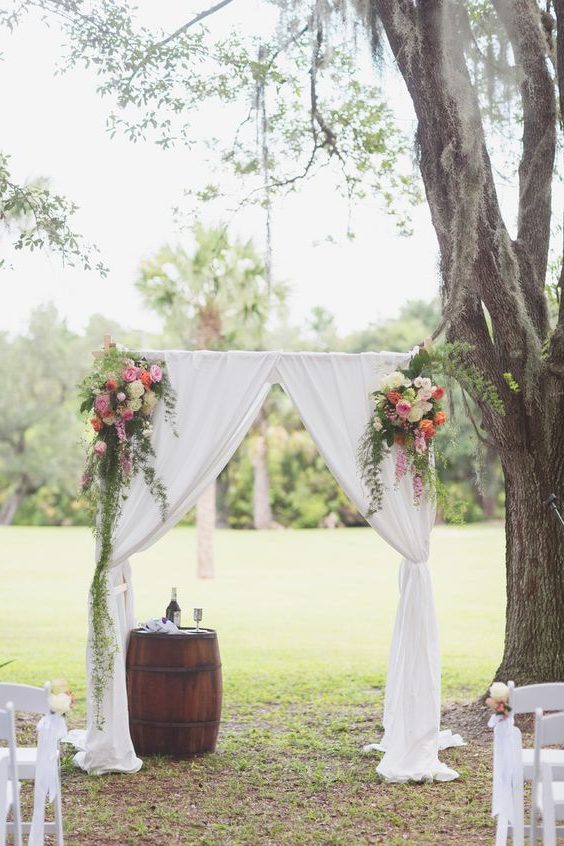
[0,524,506,845]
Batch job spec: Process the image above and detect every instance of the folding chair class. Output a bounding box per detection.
[0,684,63,845]
[0,705,23,846]
[532,710,564,845]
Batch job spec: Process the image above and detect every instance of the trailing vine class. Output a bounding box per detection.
[79,348,176,728]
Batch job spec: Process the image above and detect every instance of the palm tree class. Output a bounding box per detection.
[137,224,285,576]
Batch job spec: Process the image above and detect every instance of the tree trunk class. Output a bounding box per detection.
[197,482,216,579]
[251,411,272,530]
[215,468,230,529]
[480,444,500,520]
[0,487,26,525]
[496,446,564,683]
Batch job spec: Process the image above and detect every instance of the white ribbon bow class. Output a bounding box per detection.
[489,713,524,846]
[28,713,67,846]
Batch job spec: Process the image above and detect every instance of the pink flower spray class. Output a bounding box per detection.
[395,448,408,483]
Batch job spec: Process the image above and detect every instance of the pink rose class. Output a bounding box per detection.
[149,364,162,383]
[123,366,138,383]
[94,394,111,416]
[94,441,107,456]
[149,364,163,382]
[121,409,134,421]
[396,400,411,418]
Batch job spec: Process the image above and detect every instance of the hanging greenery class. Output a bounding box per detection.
[79,347,176,728]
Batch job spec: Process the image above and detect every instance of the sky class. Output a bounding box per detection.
[1,2,452,340]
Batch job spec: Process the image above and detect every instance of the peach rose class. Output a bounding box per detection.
[419,419,436,438]
[91,417,103,433]
[387,391,402,405]
[434,411,447,426]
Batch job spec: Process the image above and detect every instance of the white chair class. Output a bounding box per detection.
[0,684,63,845]
[0,705,23,846]
[494,682,564,845]
[532,710,564,845]
[509,682,564,781]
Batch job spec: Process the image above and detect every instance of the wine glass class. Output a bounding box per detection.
[193,608,203,632]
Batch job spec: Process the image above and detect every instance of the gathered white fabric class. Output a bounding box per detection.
[76,350,461,781]
[277,354,458,781]
[489,714,524,846]
[139,618,181,634]
[28,713,67,846]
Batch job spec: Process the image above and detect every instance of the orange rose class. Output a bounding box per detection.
[434,411,447,426]
[105,379,118,391]
[91,417,103,432]
[387,391,402,404]
[419,419,436,439]
[140,370,152,388]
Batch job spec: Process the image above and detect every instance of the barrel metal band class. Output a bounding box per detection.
[130,718,221,728]
[127,663,221,674]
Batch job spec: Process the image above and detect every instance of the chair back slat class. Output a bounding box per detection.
[0,704,22,846]
[0,755,9,846]
[509,682,564,714]
[0,683,50,715]
[539,712,564,747]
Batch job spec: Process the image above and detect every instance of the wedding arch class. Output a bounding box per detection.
[74,347,463,782]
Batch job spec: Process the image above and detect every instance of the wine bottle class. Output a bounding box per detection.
[165,588,181,627]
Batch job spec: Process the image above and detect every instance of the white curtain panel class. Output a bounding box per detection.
[76,350,460,781]
[277,353,459,782]
[76,351,278,774]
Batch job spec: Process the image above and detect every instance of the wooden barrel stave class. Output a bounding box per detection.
[126,628,222,757]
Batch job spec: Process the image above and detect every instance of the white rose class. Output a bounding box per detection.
[403,378,412,387]
[489,682,509,703]
[418,401,433,414]
[381,371,405,391]
[413,376,423,388]
[49,691,72,716]
[407,404,425,422]
[127,398,142,412]
[373,416,383,431]
[420,377,432,391]
[127,379,145,399]
[143,391,158,409]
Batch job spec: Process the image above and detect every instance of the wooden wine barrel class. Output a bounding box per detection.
[126,628,222,757]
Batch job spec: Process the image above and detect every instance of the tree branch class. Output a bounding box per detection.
[126,0,237,87]
[493,0,555,338]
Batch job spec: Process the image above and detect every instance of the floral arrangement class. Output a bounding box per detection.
[486,682,511,719]
[49,679,75,717]
[79,347,176,727]
[358,348,447,513]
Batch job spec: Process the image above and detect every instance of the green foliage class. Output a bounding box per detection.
[0,153,107,273]
[3,1,421,237]
[503,372,520,393]
[428,342,506,416]
[0,306,85,523]
[136,224,287,349]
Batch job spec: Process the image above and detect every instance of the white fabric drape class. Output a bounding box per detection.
[76,350,459,782]
[276,353,458,782]
[76,351,278,774]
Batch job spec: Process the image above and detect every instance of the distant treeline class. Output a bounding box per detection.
[0,300,503,528]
